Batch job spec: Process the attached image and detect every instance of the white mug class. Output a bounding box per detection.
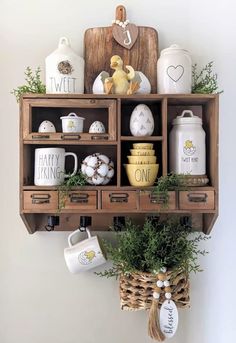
[64,228,107,273]
[34,147,78,186]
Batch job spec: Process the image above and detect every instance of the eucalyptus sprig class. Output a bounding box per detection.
[11,66,46,102]
[58,171,87,211]
[192,61,222,94]
[96,218,209,278]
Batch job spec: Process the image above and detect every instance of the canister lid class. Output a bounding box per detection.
[172,110,202,125]
[60,112,85,120]
[161,44,190,56]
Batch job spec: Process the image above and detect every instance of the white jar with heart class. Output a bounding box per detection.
[157,44,192,94]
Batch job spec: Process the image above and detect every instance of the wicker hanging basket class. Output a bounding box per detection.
[119,269,190,311]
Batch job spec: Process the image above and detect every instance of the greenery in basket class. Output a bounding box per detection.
[97,218,209,278]
[192,61,222,94]
[153,173,188,207]
[58,171,87,211]
[11,66,46,102]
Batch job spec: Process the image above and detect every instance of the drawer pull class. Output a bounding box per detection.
[31,193,51,204]
[61,134,81,140]
[187,193,208,203]
[91,135,108,141]
[69,193,89,203]
[109,193,129,203]
[149,193,167,204]
[32,134,50,139]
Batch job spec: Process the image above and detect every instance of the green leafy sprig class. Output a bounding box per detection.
[11,66,46,102]
[58,172,87,211]
[153,173,188,207]
[192,61,222,94]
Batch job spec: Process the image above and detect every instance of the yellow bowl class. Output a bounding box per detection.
[130,149,155,156]
[127,155,157,164]
[125,164,159,187]
[133,143,154,150]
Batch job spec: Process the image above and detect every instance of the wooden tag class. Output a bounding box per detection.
[160,300,179,338]
[112,23,138,50]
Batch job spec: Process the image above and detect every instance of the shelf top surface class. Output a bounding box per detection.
[22,93,219,101]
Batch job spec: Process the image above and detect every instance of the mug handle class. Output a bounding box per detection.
[64,152,78,178]
[68,228,92,247]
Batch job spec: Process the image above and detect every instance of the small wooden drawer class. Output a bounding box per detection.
[179,191,215,210]
[64,191,97,210]
[101,191,137,211]
[23,191,58,211]
[140,191,176,211]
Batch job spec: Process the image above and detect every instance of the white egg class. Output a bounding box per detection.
[101,177,110,185]
[107,168,115,178]
[87,156,98,168]
[92,71,109,94]
[85,166,95,177]
[97,164,109,177]
[130,104,155,136]
[89,121,106,133]
[38,120,56,132]
[92,175,104,185]
[99,154,109,164]
[136,72,151,94]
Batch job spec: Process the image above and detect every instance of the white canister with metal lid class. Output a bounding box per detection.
[169,110,206,175]
[157,44,192,94]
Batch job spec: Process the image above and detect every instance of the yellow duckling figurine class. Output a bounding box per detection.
[104,55,141,95]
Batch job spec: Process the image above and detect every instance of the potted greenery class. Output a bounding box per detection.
[97,217,209,341]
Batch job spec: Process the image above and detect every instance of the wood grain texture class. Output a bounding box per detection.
[84,26,158,93]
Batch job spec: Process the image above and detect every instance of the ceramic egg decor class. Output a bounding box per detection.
[38,120,56,132]
[130,104,154,136]
[89,121,106,133]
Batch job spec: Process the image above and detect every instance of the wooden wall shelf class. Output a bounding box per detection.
[20,94,219,234]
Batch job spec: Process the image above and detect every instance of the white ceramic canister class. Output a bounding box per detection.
[157,44,192,94]
[169,110,206,175]
[46,37,84,94]
[60,112,85,133]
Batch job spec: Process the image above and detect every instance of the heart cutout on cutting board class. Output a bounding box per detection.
[167,65,184,82]
[112,23,138,49]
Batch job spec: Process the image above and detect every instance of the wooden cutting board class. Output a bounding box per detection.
[84,6,158,94]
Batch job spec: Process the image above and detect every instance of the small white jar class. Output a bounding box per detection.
[169,110,206,175]
[46,37,84,94]
[60,113,85,133]
[157,44,192,94]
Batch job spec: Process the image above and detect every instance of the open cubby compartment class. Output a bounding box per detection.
[22,98,117,141]
[22,144,118,187]
[120,98,163,137]
[167,97,218,187]
[121,141,163,186]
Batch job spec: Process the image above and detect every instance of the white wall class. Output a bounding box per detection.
[0,0,235,342]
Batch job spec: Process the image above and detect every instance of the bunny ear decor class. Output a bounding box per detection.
[112,5,138,49]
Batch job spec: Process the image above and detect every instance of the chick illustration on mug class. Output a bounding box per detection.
[78,250,96,265]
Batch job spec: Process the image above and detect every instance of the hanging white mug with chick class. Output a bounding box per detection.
[45,37,84,94]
